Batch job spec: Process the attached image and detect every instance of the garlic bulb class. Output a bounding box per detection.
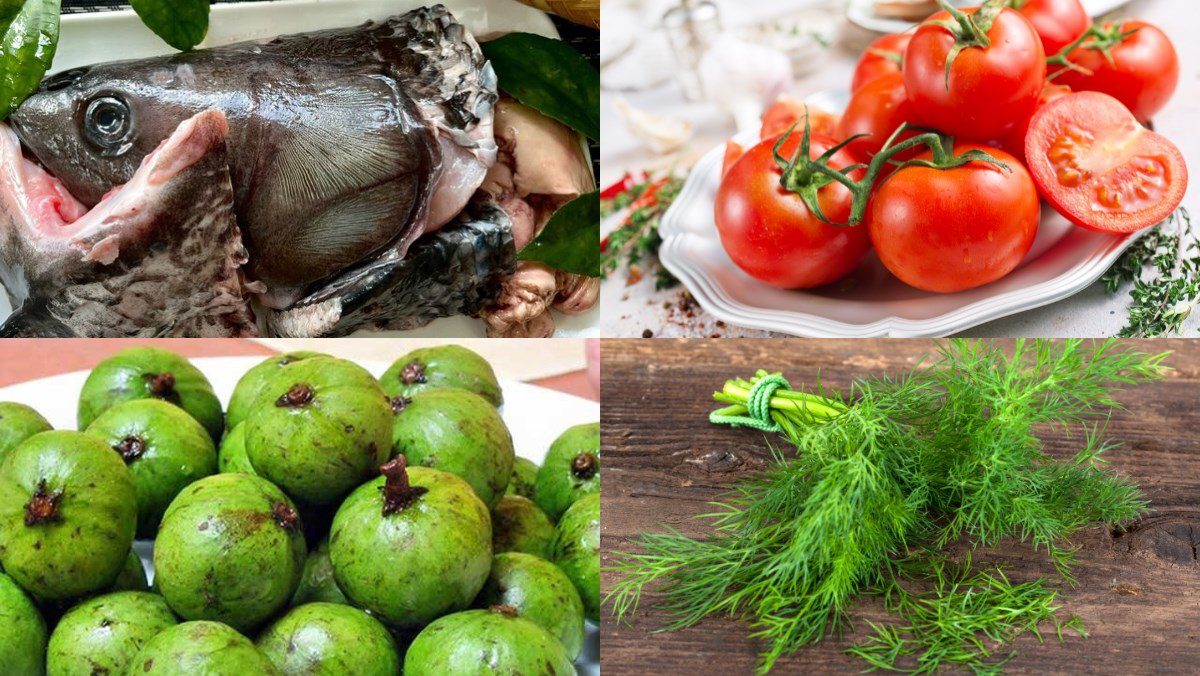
[698,34,794,135]
[613,97,693,155]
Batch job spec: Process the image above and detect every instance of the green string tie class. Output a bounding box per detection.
[709,373,791,433]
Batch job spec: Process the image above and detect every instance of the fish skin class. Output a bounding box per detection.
[266,196,516,337]
[9,5,497,297]
[0,111,258,337]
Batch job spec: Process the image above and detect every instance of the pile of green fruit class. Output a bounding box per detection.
[0,344,600,675]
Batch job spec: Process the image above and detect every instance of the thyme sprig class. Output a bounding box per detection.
[1102,208,1200,337]
[608,339,1169,674]
[600,174,683,289]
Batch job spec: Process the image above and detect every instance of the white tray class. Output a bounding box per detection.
[0,356,601,674]
[657,91,1138,338]
[0,0,599,338]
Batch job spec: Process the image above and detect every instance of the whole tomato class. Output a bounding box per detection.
[851,33,912,93]
[715,133,870,289]
[1000,82,1071,162]
[904,2,1045,141]
[760,97,839,140]
[867,143,1040,293]
[837,72,921,160]
[1052,20,1179,123]
[1011,0,1090,56]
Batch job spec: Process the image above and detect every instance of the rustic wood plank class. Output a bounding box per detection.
[600,339,1200,674]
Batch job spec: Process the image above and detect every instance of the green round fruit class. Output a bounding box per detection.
[245,357,391,506]
[257,602,399,675]
[0,402,51,462]
[109,549,149,592]
[154,474,306,632]
[553,491,600,623]
[291,538,348,607]
[479,552,586,660]
[46,591,177,676]
[127,621,279,675]
[506,457,539,499]
[330,458,491,629]
[77,348,223,443]
[0,572,46,675]
[404,606,574,676]
[390,389,514,509]
[217,422,257,475]
[492,495,555,559]
[536,422,600,522]
[86,400,218,538]
[0,431,137,599]
[381,345,502,407]
[226,352,325,431]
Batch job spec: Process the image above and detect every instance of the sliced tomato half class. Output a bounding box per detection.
[1025,91,1187,234]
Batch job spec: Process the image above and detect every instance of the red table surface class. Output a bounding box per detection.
[0,339,596,401]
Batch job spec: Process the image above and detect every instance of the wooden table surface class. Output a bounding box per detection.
[0,339,597,401]
[600,339,1200,675]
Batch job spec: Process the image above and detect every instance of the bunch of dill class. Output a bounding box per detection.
[607,339,1169,674]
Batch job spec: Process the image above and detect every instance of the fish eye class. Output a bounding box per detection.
[83,96,133,155]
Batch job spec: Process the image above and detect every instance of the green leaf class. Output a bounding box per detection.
[0,0,24,32]
[0,0,59,121]
[518,191,599,277]
[482,32,599,141]
[131,0,208,52]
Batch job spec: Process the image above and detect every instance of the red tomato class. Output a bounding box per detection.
[1000,83,1071,161]
[851,33,912,93]
[760,97,839,141]
[904,5,1045,141]
[1012,0,1090,56]
[722,140,745,177]
[867,143,1040,293]
[715,133,871,289]
[837,72,921,160]
[1025,91,1187,233]
[1052,20,1179,123]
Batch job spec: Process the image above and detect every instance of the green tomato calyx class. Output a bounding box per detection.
[379,455,428,515]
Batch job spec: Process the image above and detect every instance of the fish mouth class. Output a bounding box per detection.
[0,110,230,264]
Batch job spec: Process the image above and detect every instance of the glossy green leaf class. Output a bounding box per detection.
[482,32,599,141]
[0,0,59,121]
[0,0,23,31]
[518,191,599,277]
[131,0,208,52]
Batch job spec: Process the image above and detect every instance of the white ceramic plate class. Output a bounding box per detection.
[0,356,601,673]
[0,0,599,338]
[847,0,1133,34]
[657,91,1138,338]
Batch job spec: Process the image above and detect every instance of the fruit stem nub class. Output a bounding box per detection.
[380,455,428,515]
[272,502,300,531]
[115,435,146,463]
[145,372,176,398]
[400,361,427,385]
[276,383,315,408]
[390,396,412,414]
[572,452,599,480]
[490,604,519,617]
[24,480,64,526]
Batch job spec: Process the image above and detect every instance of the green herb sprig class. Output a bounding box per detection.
[1102,208,1199,337]
[600,175,683,289]
[608,339,1168,674]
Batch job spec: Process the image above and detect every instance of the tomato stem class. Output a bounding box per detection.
[1046,22,1142,81]
[776,111,1011,228]
[930,0,1007,90]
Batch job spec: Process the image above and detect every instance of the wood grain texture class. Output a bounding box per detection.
[600,339,1200,675]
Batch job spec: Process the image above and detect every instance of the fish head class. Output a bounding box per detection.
[10,64,170,206]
